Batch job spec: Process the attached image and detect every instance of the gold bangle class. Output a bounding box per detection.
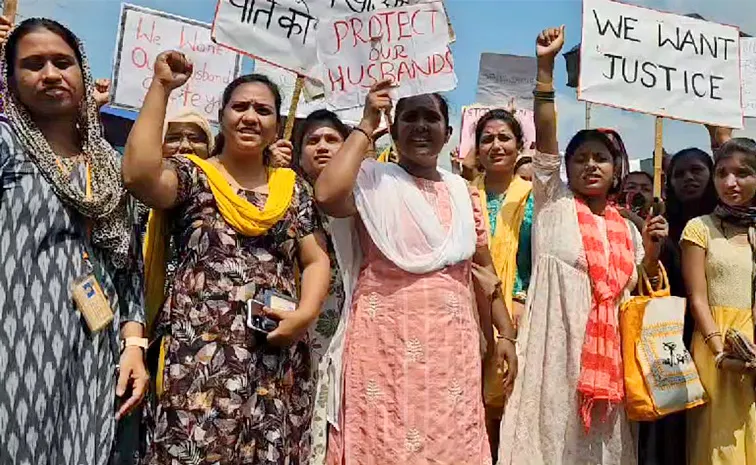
[496,334,517,344]
[714,351,727,369]
[703,331,722,345]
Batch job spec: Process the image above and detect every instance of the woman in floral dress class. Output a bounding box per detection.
[123,51,331,464]
[290,109,351,465]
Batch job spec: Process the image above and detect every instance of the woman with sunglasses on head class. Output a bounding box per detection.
[0,18,147,464]
[681,137,756,465]
[498,26,668,465]
[123,51,331,464]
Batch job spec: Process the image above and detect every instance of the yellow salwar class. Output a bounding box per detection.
[682,215,756,465]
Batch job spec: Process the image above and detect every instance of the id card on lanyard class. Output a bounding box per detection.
[59,160,115,333]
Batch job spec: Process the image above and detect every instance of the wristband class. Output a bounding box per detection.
[496,334,517,344]
[121,337,148,352]
[352,126,372,142]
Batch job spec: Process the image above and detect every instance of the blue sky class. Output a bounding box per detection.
[16,0,756,160]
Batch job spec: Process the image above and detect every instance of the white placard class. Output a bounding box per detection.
[458,105,535,160]
[316,2,456,110]
[476,53,537,108]
[111,4,242,124]
[253,60,367,124]
[580,0,742,128]
[741,37,756,118]
[212,0,424,78]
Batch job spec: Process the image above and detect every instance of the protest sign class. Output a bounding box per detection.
[458,105,535,160]
[580,0,743,128]
[316,2,456,110]
[741,37,756,118]
[111,4,242,124]
[212,0,427,78]
[253,60,367,124]
[476,53,537,107]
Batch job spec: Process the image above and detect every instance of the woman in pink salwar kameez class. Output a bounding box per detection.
[315,80,519,465]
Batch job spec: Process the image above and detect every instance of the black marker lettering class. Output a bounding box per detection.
[657,64,677,91]
[640,62,657,88]
[622,17,641,43]
[710,75,724,100]
[603,53,623,80]
[593,9,622,38]
[658,24,682,51]
[621,57,638,83]
[691,73,706,98]
[719,37,735,61]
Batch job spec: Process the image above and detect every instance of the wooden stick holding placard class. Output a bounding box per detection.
[585,102,592,129]
[653,116,664,198]
[283,75,304,141]
[3,0,17,22]
[383,110,396,161]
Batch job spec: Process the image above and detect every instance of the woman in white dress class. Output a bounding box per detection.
[497,27,668,465]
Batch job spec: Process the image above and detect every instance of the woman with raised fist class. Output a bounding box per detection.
[123,50,331,464]
[498,26,667,465]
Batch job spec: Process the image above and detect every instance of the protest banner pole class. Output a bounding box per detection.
[383,111,396,159]
[585,102,592,129]
[3,0,18,22]
[283,75,304,141]
[653,116,664,198]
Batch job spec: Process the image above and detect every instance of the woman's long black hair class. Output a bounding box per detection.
[664,147,716,242]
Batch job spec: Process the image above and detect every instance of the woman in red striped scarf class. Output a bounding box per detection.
[497,26,668,465]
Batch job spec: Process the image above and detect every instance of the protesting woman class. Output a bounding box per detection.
[636,145,717,465]
[681,138,756,465]
[498,27,668,465]
[123,51,331,464]
[0,18,147,464]
[292,109,350,465]
[315,82,518,465]
[470,109,534,455]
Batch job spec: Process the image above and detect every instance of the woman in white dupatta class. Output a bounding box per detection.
[315,80,518,465]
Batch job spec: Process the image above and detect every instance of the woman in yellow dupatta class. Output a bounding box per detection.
[123,51,331,464]
[472,109,535,459]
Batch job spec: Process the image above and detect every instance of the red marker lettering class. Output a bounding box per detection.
[333,20,349,52]
[397,10,412,40]
[131,47,149,69]
[328,66,345,92]
[349,17,366,47]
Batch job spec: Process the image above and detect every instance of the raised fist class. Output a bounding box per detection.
[153,51,193,92]
[536,26,566,60]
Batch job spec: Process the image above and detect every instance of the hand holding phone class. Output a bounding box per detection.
[246,299,278,334]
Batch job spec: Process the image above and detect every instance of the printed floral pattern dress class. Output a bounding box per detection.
[147,157,321,465]
[308,211,346,465]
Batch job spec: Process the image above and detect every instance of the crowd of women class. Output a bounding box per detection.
[0,13,754,465]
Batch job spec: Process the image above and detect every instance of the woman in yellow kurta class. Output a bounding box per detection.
[682,137,756,465]
[471,109,533,458]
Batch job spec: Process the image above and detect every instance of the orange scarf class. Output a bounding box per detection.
[575,198,634,432]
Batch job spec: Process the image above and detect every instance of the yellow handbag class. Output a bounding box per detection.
[620,264,706,421]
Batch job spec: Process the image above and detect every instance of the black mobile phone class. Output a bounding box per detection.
[246,299,278,334]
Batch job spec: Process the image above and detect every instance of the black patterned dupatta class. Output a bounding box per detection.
[0,19,131,267]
